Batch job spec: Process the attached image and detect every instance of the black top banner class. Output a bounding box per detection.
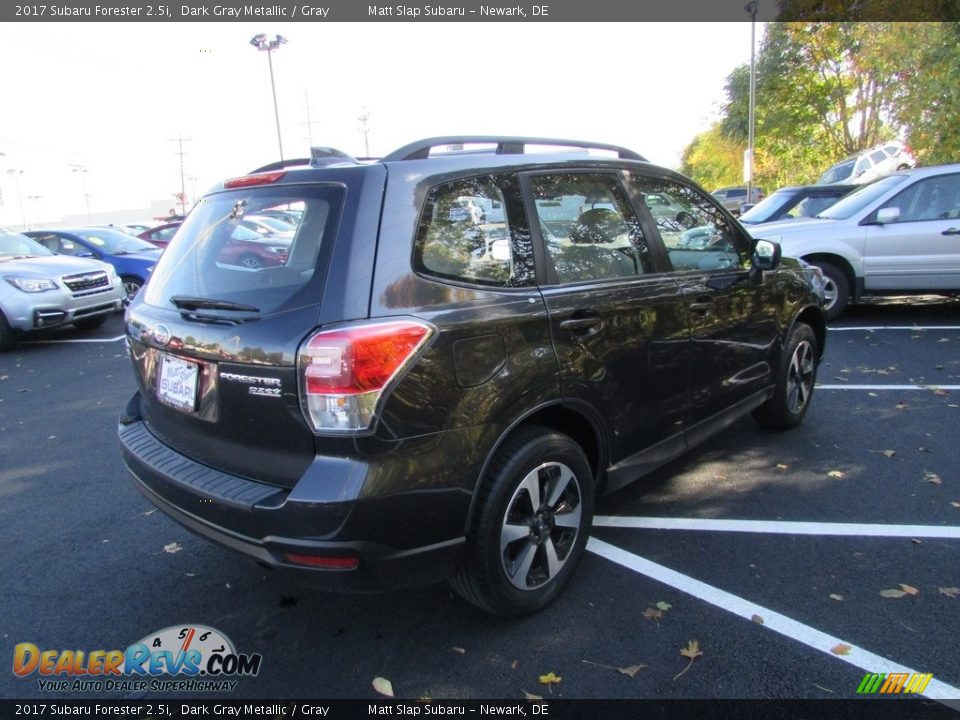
[2,0,956,22]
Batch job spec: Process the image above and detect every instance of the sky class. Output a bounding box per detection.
[0,22,758,228]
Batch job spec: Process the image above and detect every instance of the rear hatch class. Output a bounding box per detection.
[125,174,360,489]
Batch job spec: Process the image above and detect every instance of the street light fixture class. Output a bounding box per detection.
[250,32,288,161]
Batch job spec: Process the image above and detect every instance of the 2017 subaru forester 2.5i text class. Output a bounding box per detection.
[119,137,825,616]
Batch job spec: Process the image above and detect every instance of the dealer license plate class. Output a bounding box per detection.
[157,353,199,412]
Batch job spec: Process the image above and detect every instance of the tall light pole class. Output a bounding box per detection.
[27,194,43,229]
[745,1,759,203]
[250,33,287,161]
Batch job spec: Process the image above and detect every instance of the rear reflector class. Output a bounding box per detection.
[224,171,287,189]
[298,319,433,433]
[284,553,359,570]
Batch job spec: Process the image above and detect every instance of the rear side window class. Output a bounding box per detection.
[143,185,342,315]
[527,173,651,284]
[414,175,534,287]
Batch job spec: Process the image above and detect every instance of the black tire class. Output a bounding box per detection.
[122,276,143,302]
[73,315,107,331]
[810,260,850,321]
[753,322,819,430]
[239,254,263,269]
[0,311,17,351]
[450,426,594,617]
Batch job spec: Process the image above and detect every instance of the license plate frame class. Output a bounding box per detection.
[157,353,200,412]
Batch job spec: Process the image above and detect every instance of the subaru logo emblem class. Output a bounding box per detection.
[151,324,172,347]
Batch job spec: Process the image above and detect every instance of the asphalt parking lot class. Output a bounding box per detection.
[1,298,958,704]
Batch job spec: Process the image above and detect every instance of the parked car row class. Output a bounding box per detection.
[0,226,125,350]
[0,209,303,349]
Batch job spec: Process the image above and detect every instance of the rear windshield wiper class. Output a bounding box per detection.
[170,295,260,313]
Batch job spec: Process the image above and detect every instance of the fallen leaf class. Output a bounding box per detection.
[373,677,395,698]
[538,672,562,686]
[868,392,878,397]
[933,389,949,396]
[831,644,852,656]
[751,614,764,624]
[910,538,923,544]
[951,501,960,509]
[452,647,466,655]
[511,660,519,670]
[163,542,182,554]
[899,584,920,596]
[185,573,197,577]
[896,402,909,410]
[938,587,960,598]
[828,470,845,478]
[924,471,943,485]
[775,463,789,470]
[680,640,703,660]
[142,509,157,517]
[643,607,663,622]
[673,641,702,681]
[655,601,672,611]
[918,447,932,453]
[881,450,897,458]
[522,691,543,701]
[880,589,908,598]
[829,594,844,601]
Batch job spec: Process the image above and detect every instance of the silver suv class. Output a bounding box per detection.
[749,163,960,319]
[711,186,764,215]
[0,226,125,350]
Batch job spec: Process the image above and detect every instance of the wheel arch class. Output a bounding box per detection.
[802,252,859,301]
[791,304,827,360]
[463,400,607,534]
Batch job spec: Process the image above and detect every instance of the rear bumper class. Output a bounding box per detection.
[118,394,471,592]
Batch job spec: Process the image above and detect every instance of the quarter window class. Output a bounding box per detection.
[528,173,650,284]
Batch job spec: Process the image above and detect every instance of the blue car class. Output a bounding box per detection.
[25,227,162,301]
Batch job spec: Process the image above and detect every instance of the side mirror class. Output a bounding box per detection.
[751,239,781,271]
[876,207,900,224]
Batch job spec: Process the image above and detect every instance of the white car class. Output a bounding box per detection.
[817,140,915,186]
[749,163,960,319]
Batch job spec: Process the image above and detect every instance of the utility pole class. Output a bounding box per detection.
[302,90,322,148]
[6,169,27,230]
[170,136,191,217]
[358,106,371,158]
[69,163,92,223]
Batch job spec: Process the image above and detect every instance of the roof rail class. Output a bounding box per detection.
[249,147,359,174]
[382,136,646,163]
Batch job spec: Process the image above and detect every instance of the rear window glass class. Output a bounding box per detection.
[143,185,342,315]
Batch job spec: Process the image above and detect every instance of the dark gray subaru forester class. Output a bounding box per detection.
[120,137,825,616]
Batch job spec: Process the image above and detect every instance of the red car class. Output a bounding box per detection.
[139,222,288,268]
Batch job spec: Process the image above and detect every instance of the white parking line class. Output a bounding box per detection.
[593,516,960,538]
[22,335,127,345]
[829,326,960,331]
[587,537,960,700]
[817,384,960,391]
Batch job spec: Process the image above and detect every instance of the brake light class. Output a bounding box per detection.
[223,171,286,189]
[298,320,433,433]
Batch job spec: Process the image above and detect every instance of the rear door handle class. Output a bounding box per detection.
[559,317,603,335]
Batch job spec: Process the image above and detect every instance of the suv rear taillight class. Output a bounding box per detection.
[298,320,434,433]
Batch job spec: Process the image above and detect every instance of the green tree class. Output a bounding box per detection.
[679,125,744,190]
[883,22,960,165]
